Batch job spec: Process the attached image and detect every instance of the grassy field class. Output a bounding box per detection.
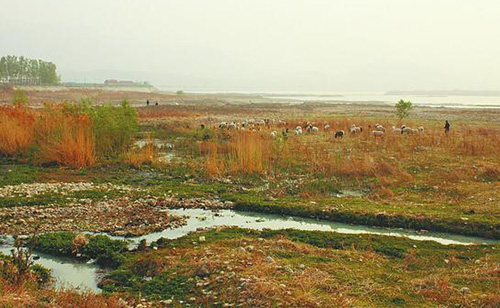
[108,227,500,307]
[1,87,500,306]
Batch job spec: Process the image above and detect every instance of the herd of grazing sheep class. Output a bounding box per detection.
[215,119,426,140]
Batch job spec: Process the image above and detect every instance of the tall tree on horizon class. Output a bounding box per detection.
[0,55,60,85]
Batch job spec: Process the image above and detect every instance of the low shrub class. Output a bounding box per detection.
[81,235,128,257]
[33,232,129,268]
[86,100,139,159]
[32,232,75,257]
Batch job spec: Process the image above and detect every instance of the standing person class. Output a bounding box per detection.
[146,99,150,106]
[444,120,450,134]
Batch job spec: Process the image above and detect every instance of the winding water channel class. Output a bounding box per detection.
[2,208,499,292]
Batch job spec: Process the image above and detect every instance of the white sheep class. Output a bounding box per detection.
[324,124,331,131]
[372,130,384,137]
[392,126,401,134]
[350,126,362,134]
[375,124,385,132]
[311,126,319,134]
[270,131,277,138]
[401,125,412,134]
[295,127,303,135]
[418,126,425,133]
[228,122,237,130]
[219,122,227,129]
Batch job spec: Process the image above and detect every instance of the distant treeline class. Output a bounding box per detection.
[0,55,59,85]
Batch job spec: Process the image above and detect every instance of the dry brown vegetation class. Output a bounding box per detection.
[0,281,126,308]
[123,135,159,167]
[201,131,277,177]
[102,228,500,307]
[34,105,96,168]
[0,105,36,156]
[0,105,96,167]
[192,119,500,182]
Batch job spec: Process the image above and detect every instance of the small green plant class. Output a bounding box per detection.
[395,99,413,120]
[12,89,28,106]
[176,90,185,95]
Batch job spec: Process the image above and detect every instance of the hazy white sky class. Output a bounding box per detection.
[1,0,499,92]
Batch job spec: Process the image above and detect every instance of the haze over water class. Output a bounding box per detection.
[264,92,500,109]
[2,0,500,95]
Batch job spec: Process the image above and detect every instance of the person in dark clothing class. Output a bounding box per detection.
[146,100,150,106]
[444,120,450,134]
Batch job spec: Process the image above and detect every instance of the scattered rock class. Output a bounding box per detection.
[0,183,187,236]
[236,247,246,253]
[195,264,210,277]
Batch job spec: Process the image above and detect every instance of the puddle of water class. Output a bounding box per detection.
[336,189,366,197]
[0,243,102,293]
[133,139,177,163]
[158,152,176,163]
[134,139,174,150]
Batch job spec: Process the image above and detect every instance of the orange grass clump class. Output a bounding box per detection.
[200,131,277,177]
[124,136,158,167]
[0,278,126,308]
[0,105,36,156]
[34,106,96,168]
[228,132,274,175]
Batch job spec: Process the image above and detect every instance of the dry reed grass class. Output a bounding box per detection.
[200,131,277,177]
[34,106,96,168]
[0,105,35,156]
[0,104,97,168]
[123,135,159,167]
[0,278,126,307]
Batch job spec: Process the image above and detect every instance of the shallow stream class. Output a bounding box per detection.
[2,208,499,292]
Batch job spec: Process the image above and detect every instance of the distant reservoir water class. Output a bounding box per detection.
[162,89,500,109]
